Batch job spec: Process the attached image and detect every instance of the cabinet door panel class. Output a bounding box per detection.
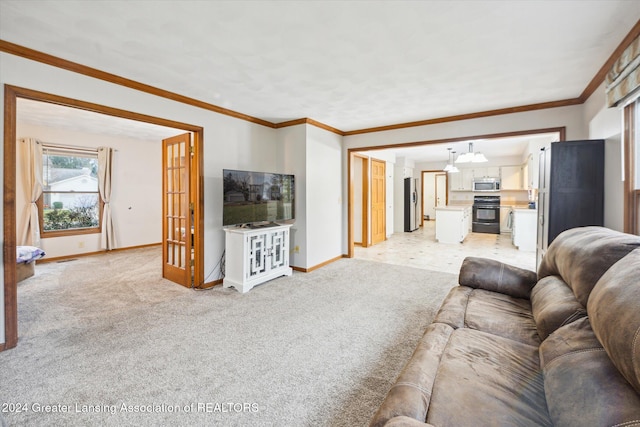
[270,229,288,269]
[248,233,268,278]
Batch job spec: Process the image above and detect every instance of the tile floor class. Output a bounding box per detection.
[354,220,537,275]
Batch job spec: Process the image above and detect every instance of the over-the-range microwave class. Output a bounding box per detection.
[473,178,501,192]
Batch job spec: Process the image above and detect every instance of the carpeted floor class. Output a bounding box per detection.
[1,248,457,426]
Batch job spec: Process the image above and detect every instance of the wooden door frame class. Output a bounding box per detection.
[346,127,565,258]
[623,102,638,234]
[2,85,204,351]
[420,170,448,227]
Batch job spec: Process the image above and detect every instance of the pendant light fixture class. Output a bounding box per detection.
[449,152,460,173]
[443,148,454,172]
[455,142,488,163]
[443,148,459,173]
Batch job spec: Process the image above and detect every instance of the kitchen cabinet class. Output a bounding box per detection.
[449,170,462,191]
[524,153,539,189]
[450,167,502,191]
[521,161,529,189]
[435,206,471,243]
[473,167,500,179]
[449,169,474,191]
[501,166,523,190]
[462,169,474,190]
[512,209,537,251]
[223,224,293,293]
[500,206,513,233]
[536,140,604,267]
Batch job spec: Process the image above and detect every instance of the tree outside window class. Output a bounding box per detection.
[40,147,102,235]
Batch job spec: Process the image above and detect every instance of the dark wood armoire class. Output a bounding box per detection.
[536,139,605,267]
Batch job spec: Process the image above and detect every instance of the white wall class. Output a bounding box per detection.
[584,82,625,231]
[353,157,363,244]
[385,162,394,238]
[345,105,587,150]
[16,122,164,258]
[274,124,306,269]
[305,125,343,268]
[274,124,343,269]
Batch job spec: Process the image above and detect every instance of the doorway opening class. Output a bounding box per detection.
[422,171,448,227]
[346,127,565,258]
[3,85,204,350]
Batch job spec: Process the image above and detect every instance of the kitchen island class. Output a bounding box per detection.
[435,206,472,244]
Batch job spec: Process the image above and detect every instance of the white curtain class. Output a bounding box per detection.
[19,138,44,246]
[98,147,116,250]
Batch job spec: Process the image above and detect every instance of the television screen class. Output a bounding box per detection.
[223,169,295,227]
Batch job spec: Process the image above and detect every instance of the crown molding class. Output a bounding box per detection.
[342,98,582,136]
[0,39,275,128]
[346,126,566,153]
[274,118,345,135]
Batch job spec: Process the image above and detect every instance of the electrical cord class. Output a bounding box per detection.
[194,250,225,291]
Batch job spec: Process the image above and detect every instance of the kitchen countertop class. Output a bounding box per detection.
[435,206,471,211]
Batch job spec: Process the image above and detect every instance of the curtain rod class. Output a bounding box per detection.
[40,142,97,153]
[39,142,117,153]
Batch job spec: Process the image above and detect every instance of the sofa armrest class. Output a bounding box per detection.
[458,257,537,299]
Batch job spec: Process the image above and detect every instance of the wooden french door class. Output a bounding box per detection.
[371,159,386,245]
[162,133,192,287]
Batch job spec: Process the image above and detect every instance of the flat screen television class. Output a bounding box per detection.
[223,169,295,227]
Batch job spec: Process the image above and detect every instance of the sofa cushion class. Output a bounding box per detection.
[426,328,551,426]
[371,325,551,427]
[433,286,539,346]
[458,256,537,299]
[540,317,640,427]
[588,248,640,394]
[538,226,640,306]
[530,275,586,340]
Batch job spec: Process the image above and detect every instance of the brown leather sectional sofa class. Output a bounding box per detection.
[370,226,640,426]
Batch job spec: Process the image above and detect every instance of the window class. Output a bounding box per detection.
[623,100,640,235]
[39,145,102,236]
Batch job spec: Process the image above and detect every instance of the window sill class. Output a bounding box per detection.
[42,228,101,238]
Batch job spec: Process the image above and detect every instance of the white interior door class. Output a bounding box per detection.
[436,174,447,208]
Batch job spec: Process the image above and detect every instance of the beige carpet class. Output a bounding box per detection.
[1,247,457,426]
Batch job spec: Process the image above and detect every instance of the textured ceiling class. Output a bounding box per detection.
[17,99,185,141]
[2,1,639,132]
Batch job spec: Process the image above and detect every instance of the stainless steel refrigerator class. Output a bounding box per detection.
[404,178,419,232]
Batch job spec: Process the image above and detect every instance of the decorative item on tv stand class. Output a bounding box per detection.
[221,169,295,293]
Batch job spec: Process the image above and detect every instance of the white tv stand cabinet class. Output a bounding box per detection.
[223,224,293,293]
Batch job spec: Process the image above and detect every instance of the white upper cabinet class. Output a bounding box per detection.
[501,165,523,190]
